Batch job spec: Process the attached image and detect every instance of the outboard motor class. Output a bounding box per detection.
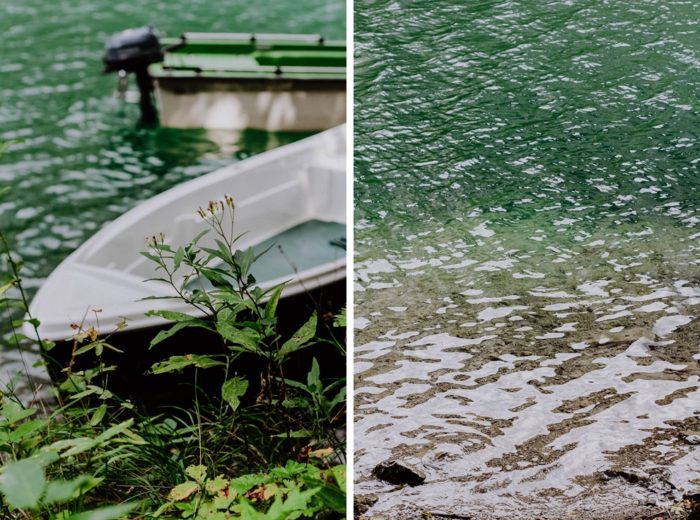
[103,27,163,124]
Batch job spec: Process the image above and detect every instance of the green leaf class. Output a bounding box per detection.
[205,475,229,495]
[0,401,36,425]
[221,377,248,412]
[237,501,267,520]
[151,501,174,518]
[333,308,346,328]
[212,493,235,511]
[0,459,46,509]
[190,228,210,245]
[90,405,107,427]
[68,386,100,401]
[8,419,47,443]
[145,309,198,322]
[140,251,162,265]
[57,437,98,458]
[315,485,346,514]
[233,247,255,279]
[214,238,234,262]
[0,281,15,297]
[264,285,284,321]
[67,502,138,520]
[95,418,134,443]
[216,322,261,353]
[199,267,230,287]
[307,358,321,392]
[216,307,236,325]
[149,320,210,348]
[43,475,102,504]
[173,247,185,271]
[151,355,224,374]
[73,342,98,357]
[31,449,60,469]
[229,473,265,494]
[329,386,346,409]
[265,487,322,520]
[121,428,147,446]
[272,429,311,438]
[185,465,207,484]
[330,464,346,490]
[217,292,245,306]
[281,378,308,391]
[198,502,226,519]
[277,313,317,362]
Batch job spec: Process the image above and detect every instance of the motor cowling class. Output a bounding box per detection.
[103,27,162,73]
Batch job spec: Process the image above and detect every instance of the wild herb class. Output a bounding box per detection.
[0,195,346,518]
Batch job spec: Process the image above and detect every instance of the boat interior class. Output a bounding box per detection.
[157,33,346,75]
[72,128,346,290]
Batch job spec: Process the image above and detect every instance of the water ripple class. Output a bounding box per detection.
[355,0,700,516]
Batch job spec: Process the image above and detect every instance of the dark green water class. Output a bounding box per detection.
[0,0,344,385]
[355,1,700,517]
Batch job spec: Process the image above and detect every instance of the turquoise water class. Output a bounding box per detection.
[0,0,344,387]
[355,1,700,517]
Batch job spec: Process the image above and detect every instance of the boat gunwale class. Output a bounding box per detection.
[150,65,346,81]
[179,32,332,43]
[161,35,345,48]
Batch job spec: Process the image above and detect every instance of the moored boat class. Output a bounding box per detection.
[25,125,345,353]
[104,28,346,131]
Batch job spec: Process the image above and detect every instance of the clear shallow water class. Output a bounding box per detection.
[354,0,700,517]
[0,0,344,392]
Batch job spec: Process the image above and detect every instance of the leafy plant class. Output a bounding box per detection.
[0,194,346,518]
[143,197,325,402]
[0,398,142,518]
[142,198,346,458]
[154,459,345,519]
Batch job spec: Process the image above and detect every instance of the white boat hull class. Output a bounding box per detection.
[154,78,346,131]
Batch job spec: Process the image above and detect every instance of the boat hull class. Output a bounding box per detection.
[147,32,346,131]
[154,77,346,131]
[41,279,345,411]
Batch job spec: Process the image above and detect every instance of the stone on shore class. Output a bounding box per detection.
[373,460,426,486]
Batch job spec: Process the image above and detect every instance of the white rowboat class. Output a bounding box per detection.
[26,125,346,342]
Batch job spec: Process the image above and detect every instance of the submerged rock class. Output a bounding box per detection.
[373,460,426,486]
[354,493,378,517]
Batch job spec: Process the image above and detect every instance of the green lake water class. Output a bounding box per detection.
[0,0,344,387]
[354,1,700,517]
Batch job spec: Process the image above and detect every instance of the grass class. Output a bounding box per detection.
[0,196,346,519]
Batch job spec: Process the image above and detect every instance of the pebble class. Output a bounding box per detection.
[373,460,426,486]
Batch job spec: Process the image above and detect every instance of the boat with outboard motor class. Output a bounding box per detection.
[103,27,346,131]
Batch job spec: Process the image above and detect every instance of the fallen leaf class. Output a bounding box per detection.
[169,481,199,501]
[308,447,334,459]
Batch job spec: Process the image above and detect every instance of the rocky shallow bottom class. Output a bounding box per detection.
[354,239,700,519]
[354,492,700,520]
